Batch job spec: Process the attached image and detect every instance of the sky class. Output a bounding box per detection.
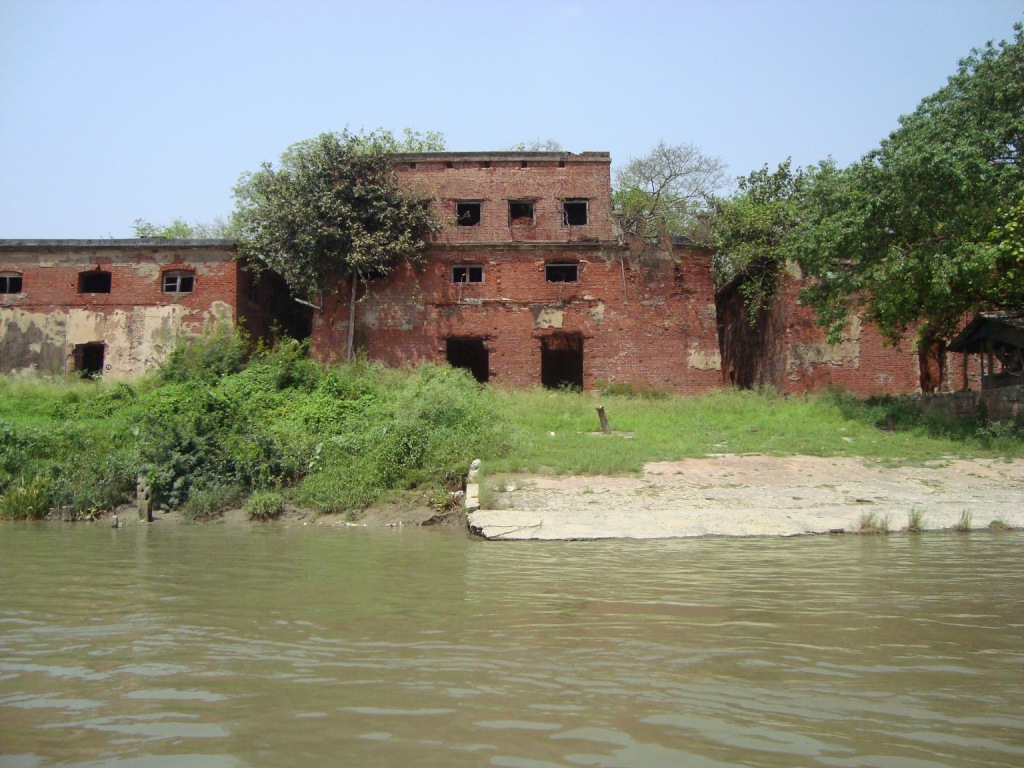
[1,0,1021,239]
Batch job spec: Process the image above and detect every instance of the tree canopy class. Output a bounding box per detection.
[789,23,1024,345]
[131,217,235,239]
[232,129,442,304]
[613,141,727,243]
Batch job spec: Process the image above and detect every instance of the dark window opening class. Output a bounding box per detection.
[409,162,417,169]
[482,161,491,169]
[78,270,111,294]
[74,342,105,378]
[545,263,579,283]
[456,202,481,227]
[563,199,588,226]
[541,333,583,390]
[0,273,23,293]
[446,161,454,169]
[509,201,535,225]
[558,160,566,168]
[452,265,484,283]
[162,271,194,293]
[521,161,528,168]
[447,337,489,383]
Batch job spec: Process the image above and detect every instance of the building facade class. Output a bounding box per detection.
[0,239,301,379]
[311,152,724,393]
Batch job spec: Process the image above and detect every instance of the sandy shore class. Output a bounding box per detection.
[467,455,1024,540]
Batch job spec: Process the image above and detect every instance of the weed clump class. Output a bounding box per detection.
[244,490,285,521]
[906,507,926,533]
[0,476,50,520]
[952,510,973,533]
[183,485,244,522]
[858,511,890,534]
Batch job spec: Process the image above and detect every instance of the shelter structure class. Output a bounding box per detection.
[947,311,1024,390]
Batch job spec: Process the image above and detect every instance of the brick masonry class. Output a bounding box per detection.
[0,240,298,378]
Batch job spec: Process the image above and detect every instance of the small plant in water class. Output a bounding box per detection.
[952,510,973,533]
[858,511,890,535]
[988,518,1013,531]
[906,507,926,533]
[244,490,285,521]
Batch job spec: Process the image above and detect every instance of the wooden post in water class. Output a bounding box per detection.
[137,475,153,522]
[596,406,611,435]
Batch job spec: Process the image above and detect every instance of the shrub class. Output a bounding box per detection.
[0,476,51,520]
[182,485,243,521]
[244,490,285,521]
[158,324,249,384]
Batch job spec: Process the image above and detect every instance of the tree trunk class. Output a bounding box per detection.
[346,273,358,363]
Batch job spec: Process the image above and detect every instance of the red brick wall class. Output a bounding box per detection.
[0,244,239,328]
[394,153,616,245]
[717,267,924,396]
[312,243,723,394]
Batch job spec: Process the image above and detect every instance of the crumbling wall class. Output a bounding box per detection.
[716,266,922,396]
[0,242,240,378]
[312,242,722,394]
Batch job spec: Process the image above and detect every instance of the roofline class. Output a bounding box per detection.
[392,151,611,163]
[0,239,238,249]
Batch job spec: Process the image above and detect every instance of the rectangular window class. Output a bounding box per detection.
[456,202,481,227]
[78,270,111,294]
[545,263,579,283]
[452,265,484,284]
[508,201,535,225]
[563,199,589,226]
[0,273,23,293]
[162,271,195,293]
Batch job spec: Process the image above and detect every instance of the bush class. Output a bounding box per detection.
[0,476,51,520]
[182,485,243,521]
[158,324,249,384]
[244,490,285,521]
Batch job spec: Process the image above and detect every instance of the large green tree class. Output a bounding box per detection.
[232,129,442,359]
[790,23,1024,346]
[711,159,804,317]
[613,141,727,244]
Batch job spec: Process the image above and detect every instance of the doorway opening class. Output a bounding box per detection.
[73,342,106,378]
[446,337,489,383]
[541,333,583,390]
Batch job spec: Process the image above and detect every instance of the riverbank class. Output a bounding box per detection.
[467,454,1024,539]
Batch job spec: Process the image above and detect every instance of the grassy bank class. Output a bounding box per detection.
[2,333,1021,521]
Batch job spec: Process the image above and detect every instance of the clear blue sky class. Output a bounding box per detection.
[1,0,1021,238]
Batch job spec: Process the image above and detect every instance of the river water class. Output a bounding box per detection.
[1,524,1021,767]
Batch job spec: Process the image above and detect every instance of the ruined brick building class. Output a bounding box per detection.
[311,151,926,395]
[0,239,303,378]
[312,151,724,393]
[1,151,936,394]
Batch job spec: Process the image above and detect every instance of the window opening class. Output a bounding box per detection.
[563,199,588,226]
[521,161,528,168]
[409,162,417,169]
[446,337,489,383]
[78,270,111,294]
[452,265,484,283]
[162,271,194,293]
[545,263,579,283]
[456,202,481,227]
[0,273,23,293]
[482,161,491,169]
[541,333,583,390]
[509,201,535,225]
[73,342,105,378]
[446,161,454,169]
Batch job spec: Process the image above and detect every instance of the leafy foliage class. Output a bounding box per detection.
[710,159,804,317]
[613,141,727,243]
[789,24,1024,344]
[232,128,442,303]
[131,217,235,239]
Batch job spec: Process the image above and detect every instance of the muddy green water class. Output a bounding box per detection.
[1,525,1022,768]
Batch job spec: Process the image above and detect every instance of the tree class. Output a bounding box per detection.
[232,129,442,360]
[710,159,804,317]
[613,141,727,243]
[790,23,1024,346]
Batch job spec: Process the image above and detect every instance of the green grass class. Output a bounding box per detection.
[244,490,285,521]
[2,332,1023,520]
[952,510,973,533]
[484,387,1024,477]
[858,511,891,535]
[906,507,926,533]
